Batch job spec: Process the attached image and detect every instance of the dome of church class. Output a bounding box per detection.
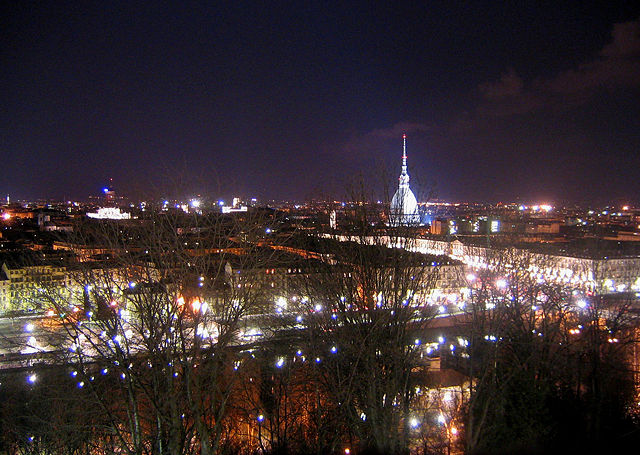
[391,187,419,224]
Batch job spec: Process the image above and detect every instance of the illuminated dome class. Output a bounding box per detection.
[390,134,420,226]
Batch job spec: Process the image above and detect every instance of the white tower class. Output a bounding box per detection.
[390,134,420,226]
[329,210,337,229]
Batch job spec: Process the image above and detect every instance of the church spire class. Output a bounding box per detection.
[399,133,410,188]
[402,133,407,169]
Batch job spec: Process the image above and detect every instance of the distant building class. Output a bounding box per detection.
[390,134,420,226]
[430,219,448,235]
[221,206,248,214]
[87,207,132,220]
[0,258,67,312]
[221,197,248,214]
[103,179,117,205]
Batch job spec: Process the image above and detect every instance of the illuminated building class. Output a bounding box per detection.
[330,210,337,229]
[222,206,248,214]
[0,258,67,312]
[87,207,132,220]
[390,134,420,226]
[102,179,116,204]
[221,196,248,213]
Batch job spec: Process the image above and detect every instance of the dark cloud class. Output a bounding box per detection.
[337,122,433,168]
[479,68,524,100]
[368,122,432,138]
[601,20,640,58]
[479,19,640,117]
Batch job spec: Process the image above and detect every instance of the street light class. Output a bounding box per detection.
[257,414,265,452]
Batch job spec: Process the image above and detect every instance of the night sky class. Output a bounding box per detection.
[2,2,640,204]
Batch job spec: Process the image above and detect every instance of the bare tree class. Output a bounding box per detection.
[460,246,640,454]
[275,182,444,454]
[23,208,279,454]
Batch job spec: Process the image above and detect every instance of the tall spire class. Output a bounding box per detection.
[399,133,410,188]
[402,133,407,168]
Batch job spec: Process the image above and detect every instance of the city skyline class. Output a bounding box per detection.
[2,2,640,204]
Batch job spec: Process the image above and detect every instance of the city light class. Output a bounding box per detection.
[275,296,287,313]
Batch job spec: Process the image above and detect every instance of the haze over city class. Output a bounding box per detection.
[3,2,640,203]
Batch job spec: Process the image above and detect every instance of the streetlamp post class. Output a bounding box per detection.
[257,414,265,453]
